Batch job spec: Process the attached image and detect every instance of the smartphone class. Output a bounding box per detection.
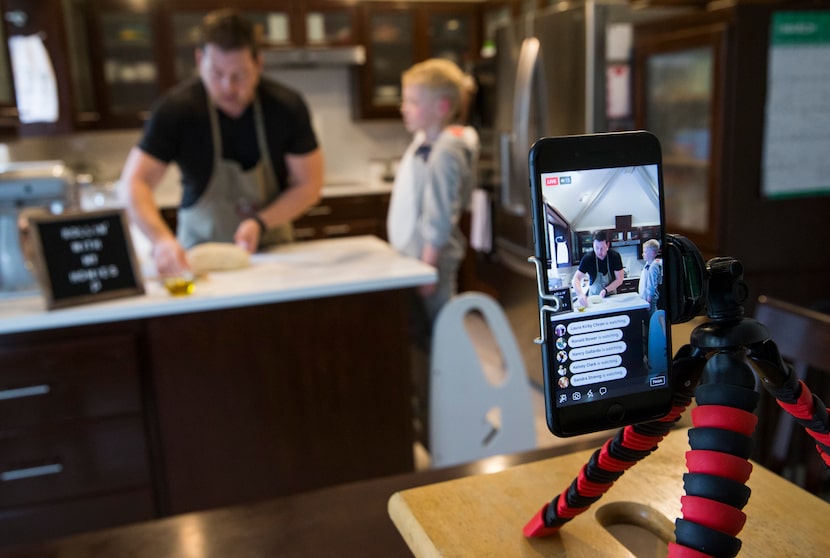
[528,131,673,437]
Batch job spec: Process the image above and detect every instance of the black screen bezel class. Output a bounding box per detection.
[528,131,673,437]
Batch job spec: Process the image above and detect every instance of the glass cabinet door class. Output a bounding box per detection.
[636,22,725,254]
[99,11,159,119]
[171,10,290,83]
[427,11,474,67]
[357,3,480,119]
[645,46,714,236]
[304,8,356,46]
[367,10,413,111]
[63,0,98,124]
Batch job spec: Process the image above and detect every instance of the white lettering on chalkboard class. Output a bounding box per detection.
[68,265,120,285]
[60,221,110,240]
[61,219,121,293]
[70,238,104,253]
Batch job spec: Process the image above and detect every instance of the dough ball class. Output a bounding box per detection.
[186,242,250,274]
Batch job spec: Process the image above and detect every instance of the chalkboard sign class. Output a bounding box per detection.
[28,209,145,309]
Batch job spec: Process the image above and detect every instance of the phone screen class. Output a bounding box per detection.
[529,132,672,436]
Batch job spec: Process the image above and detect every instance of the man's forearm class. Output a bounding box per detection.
[258,149,324,227]
[127,181,176,244]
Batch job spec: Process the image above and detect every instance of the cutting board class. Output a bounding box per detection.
[388,427,830,557]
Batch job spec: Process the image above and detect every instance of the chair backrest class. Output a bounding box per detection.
[429,292,537,468]
[753,296,830,489]
[754,295,830,372]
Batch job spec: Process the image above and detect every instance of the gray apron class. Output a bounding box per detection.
[588,254,614,296]
[177,95,293,249]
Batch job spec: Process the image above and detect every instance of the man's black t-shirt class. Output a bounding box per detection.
[577,249,624,285]
[138,77,318,208]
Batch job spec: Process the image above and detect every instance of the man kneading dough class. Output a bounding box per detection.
[186,242,250,275]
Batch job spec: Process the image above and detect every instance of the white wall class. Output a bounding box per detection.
[267,66,411,183]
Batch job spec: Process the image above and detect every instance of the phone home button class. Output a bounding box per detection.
[607,403,625,424]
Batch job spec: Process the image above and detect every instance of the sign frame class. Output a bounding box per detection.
[27,209,145,310]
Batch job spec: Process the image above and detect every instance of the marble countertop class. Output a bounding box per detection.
[561,292,649,319]
[0,235,434,336]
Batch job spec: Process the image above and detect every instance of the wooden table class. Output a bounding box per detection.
[0,439,603,557]
[389,427,830,557]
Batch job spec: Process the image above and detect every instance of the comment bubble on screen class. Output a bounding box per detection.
[571,366,628,386]
[569,341,627,361]
[567,315,630,335]
[568,329,624,348]
[569,355,623,374]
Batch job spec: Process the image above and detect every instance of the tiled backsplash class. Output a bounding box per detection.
[1,67,411,190]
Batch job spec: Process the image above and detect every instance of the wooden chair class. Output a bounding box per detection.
[753,295,830,493]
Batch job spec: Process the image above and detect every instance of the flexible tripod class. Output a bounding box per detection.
[523,255,830,557]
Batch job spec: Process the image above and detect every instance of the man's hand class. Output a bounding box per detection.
[154,237,190,276]
[233,218,262,253]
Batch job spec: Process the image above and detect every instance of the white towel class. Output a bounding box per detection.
[8,35,59,124]
[470,188,492,253]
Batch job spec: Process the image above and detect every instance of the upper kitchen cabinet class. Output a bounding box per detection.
[167,1,360,81]
[634,2,830,309]
[80,0,167,129]
[0,0,156,133]
[295,1,360,47]
[2,0,361,134]
[2,0,85,136]
[166,4,296,83]
[355,2,482,120]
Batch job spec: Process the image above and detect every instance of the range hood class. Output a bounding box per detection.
[262,45,365,68]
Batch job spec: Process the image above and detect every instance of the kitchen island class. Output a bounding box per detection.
[0,236,435,547]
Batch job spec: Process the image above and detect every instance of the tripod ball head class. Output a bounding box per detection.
[706,257,749,321]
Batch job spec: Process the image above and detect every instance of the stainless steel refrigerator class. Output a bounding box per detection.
[490,1,682,387]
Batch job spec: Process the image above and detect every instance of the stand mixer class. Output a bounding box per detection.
[0,161,76,294]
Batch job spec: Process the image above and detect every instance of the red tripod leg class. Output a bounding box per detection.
[670,352,759,558]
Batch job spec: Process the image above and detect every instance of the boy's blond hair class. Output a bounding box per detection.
[643,239,660,253]
[402,58,467,122]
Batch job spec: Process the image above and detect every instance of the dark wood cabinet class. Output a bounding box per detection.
[1,0,81,136]
[2,0,484,132]
[0,323,155,547]
[0,7,16,139]
[82,0,167,129]
[635,15,726,256]
[634,2,830,310]
[355,2,483,119]
[292,192,391,241]
[0,282,416,545]
[145,290,413,515]
[160,192,391,242]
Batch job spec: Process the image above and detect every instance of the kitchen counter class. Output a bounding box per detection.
[0,236,432,547]
[0,235,434,335]
[566,292,649,319]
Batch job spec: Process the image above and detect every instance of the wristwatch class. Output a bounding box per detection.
[251,214,267,234]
